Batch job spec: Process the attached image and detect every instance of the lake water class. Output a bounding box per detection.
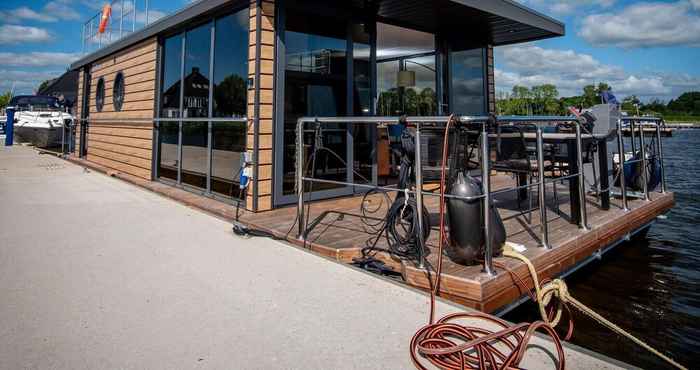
[505,129,700,369]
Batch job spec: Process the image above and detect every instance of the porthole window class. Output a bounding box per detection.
[95,77,105,112]
[113,72,125,112]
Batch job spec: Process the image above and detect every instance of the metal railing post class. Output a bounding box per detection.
[536,127,549,248]
[482,122,495,275]
[575,122,589,230]
[617,119,629,211]
[119,0,124,39]
[638,121,650,201]
[296,118,306,240]
[657,120,667,193]
[414,122,426,268]
[60,120,66,156]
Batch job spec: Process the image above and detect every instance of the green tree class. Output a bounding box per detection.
[621,95,640,113]
[0,91,11,109]
[37,79,52,93]
[582,85,598,108]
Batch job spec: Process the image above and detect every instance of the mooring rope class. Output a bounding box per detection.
[502,246,688,370]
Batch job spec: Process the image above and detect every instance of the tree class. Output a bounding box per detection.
[621,95,640,113]
[0,91,11,109]
[582,85,598,107]
[37,79,52,93]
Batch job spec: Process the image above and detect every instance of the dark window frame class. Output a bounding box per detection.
[156,5,249,203]
[113,71,125,112]
[95,77,105,112]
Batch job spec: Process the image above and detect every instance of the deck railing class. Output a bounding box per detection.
[295,115,668,275]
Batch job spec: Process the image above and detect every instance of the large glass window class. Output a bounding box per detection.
[282,12,349,196]
[181,22,212,189]
[157,8,248,200]
[376,23,437,116]
[213,11,248,118]
[450,49,486,115]
[160,34,182,118]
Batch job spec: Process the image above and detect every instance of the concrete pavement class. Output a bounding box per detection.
[0,146,625,369]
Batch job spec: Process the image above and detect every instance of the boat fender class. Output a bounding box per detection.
[446,171,506,265]
[98,5,112,34]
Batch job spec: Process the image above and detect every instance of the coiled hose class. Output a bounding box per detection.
[410,115,566,370]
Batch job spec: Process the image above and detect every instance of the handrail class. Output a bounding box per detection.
[295,115,590,275]
[74,117,248,123]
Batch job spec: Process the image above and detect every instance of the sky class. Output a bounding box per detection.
[0,0,698,101]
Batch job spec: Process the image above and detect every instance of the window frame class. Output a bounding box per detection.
[95,77,105,112]
[155,6,249,203]
[112,71,125,112]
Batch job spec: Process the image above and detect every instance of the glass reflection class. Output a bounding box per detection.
[283,13,348,195]
[161,34,182,118]
[157,8,249,199]
[450,49,485,115]
[184,23,211,118]
[352,23,373,184]
[180,122,208,189]
[213,11,248,118]
[211,122,246,198]
[158,122,179,181]
[376,23,437,116]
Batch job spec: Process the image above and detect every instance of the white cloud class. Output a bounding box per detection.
[0,70,65,94]
[494,44,695,100]
[0,0,81,22]
[0,52,81,67]
[44,0,81,21]
[517,0,615,15]
[0,25,52,44]
[580,1,700,48]
[2,6,57,22]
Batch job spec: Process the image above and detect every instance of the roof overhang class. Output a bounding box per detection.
[71,0,564,70]
[361,0,564,46]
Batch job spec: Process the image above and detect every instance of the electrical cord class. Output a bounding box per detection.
[410,116,566,370]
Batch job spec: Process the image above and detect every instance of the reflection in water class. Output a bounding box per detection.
[504,130,700,369]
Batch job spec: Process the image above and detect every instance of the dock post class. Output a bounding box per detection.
[536,127,549,249]
[296,119,306,240]
[414,121,425,268]
[656,121,667,194]
[638,121,650,201]
[482,121,495,275]
[617,119,629,211]
[575,122,589,230]
[4,106,14,146]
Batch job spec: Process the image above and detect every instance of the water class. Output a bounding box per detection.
[504,130,700,369]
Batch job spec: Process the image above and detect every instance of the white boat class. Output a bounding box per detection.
[9,95,74,148]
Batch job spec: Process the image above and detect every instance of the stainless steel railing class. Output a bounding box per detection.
[295,115,589,276]
[618,116,668,208]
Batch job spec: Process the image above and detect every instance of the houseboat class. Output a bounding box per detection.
[67,0,674,314]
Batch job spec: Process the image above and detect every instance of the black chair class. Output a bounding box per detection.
[491,124,537,222]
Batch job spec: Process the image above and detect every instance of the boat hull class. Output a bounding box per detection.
[14,126,64,148]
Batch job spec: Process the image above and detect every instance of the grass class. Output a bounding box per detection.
[662,115,700,123]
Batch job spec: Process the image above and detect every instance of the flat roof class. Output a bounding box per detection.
[71,0,564,70]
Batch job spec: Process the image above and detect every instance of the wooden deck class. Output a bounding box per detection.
[236,175,675,313]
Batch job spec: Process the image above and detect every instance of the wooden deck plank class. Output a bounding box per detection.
[236,174,674,312]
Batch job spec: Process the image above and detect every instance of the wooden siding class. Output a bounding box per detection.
[487,46,496,114]
[85,38,157,180]
[247,0,275,211]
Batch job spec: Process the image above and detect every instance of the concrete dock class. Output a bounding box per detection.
[0,146,627,369]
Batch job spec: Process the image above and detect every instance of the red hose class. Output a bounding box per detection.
[410,116,566,369]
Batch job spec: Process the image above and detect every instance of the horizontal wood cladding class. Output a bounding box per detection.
[89,37,157,119]
[87,123,153,179]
